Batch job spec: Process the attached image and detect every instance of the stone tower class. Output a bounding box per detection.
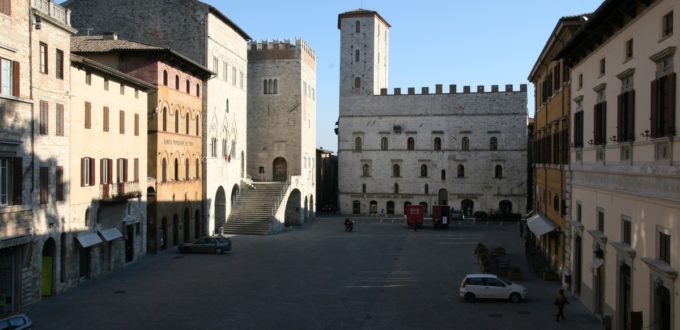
[338,10,390,101]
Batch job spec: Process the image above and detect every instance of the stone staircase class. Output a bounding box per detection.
[220,182,286,235]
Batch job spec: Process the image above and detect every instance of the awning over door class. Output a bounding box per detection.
[526,214,558,237]
[98,228,123,241]
[76,232,103,248]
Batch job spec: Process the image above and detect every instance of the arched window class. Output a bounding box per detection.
[457,164,465,178]
[355,50,360,62]
[355,137,362,151]
[495,165,503,178]
[162,107,167,131]
[174,158,179,181]
[407,137,415,150]
[185,80,190,93]
[196,83,200,97]
[273,79,278,94]
[185,114,190,134]
[163,70,168,86]
[174,110,179,133]
[462,137,470,151]
[195,115,200,136]
[195,159,200,179]
[394,183,399,194]
[392,164,400,177]
[490,137,498,151]
[420,164,428,177]
[263,79,268,94]
[381,137,388,150]
[434,137,442,151]
[441,169,446,180]
[185,158,189,180]
[175,75,180,89]
[362,164,370,177]
[353,200,361,214]
[424,184,429,195]
[355,20,360,33]
[362,184,366,193]
[354,77,361,88]
[162,158,167,182]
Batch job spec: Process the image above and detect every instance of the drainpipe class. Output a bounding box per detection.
[29,10,35,195]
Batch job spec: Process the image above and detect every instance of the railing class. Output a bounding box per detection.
[100,182,141,201]
[31,0,71,26]
[270,178,291,217]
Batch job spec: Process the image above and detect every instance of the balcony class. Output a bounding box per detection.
[31,0,72,27]
[100,182,142,201]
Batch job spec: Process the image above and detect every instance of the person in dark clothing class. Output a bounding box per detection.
[344,218,354,232]
[554,289,569,321]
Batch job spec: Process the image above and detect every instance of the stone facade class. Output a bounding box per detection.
[64,0,251,234]
[247,39,317,222]
[558,0,680,328]
[337,10,527,216]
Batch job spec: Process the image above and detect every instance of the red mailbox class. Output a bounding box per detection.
[405,204,425,229]
[432,205,451,229]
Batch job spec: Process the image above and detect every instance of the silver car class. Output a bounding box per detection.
[179,236,232,254]
[0,314,33,330]
[459,274,527,303]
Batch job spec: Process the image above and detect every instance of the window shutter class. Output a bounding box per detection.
[39,167,48,204]
[85,102,91,129]
[123,159,128,182]
[12,157,22,205]
[664,73,676,134]
[601,102,607,144]
[651,79,658,138]
[80,158,85,186]
[56,166,63,201]
[134,158,139,182]
[107,159,113,183]
[89,157,96,186]
[12,61,20,97]
[617,94,623,140]
[593,104,599,144]
[100,159,104,183]
[628,91,636,141]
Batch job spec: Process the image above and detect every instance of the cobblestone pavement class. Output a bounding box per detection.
[26,216,603,330]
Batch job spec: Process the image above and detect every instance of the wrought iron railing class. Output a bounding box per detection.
[100,182,141,201]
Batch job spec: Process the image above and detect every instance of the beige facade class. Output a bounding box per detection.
[558,0,680,329]
[68,54,151,287]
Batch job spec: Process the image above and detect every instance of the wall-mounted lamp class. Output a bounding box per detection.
[609,135,618,143]
[34,16,42,30]
[640,130,651,140]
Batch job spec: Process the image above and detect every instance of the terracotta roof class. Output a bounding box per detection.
[338,9,391,29]
[70,54,156,91]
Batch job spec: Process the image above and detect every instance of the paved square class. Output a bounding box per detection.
[27,217,601,329]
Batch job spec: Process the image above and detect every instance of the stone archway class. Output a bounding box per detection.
[41,238,56,297]
[499,200,513,215]
[403,201,412,215]
[438,189,448,205]
[285,189,301,226]
[183,208,191,243]
[273,157,287,182]
[230,184,239,207]
[215,186,226,232]
[370,201,378,215]
[461,199,474,216]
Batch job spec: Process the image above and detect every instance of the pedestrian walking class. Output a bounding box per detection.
[554,289,569,322]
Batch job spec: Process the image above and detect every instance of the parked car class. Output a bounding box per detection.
[459,274,527,303]
[0,314,33,330]
[179,236,232,254]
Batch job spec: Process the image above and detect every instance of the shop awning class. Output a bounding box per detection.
[526,214,558,237]
[76,232,103,248]
[0,235,31,249]
[98,228,123,241]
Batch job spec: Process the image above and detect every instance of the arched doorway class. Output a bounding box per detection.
[230,184,239,207]
[194,210,201,239]
[403,201,412,214]
[304,196,309,221]
[309,195,314,220]
[285,189,301,226]
[461,199,474,216]
[386,201,395,215]
[41,238,56,297]
[183,208,191,243]
[352,200,360,214]
[160,217,168,250]
[215,186,226,233]
[419,202,428,215]
[273,157,287,182]
[369,201,378,215]
[499,200,513,215]
[438,189,448,205]
[172,214,179,247]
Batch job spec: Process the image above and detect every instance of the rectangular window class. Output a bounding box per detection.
[56,166,64,201]
[663,11,674,37]
[104,78,109,91]
[0,157,23,205]
[101,158,111,184]
[39,101,48,135]
[0,0,11,16]
[55,49,64,80]
[0,158,8,205]
[133,158,139,182]
[223,62,228,81]
[117,158,127,183]
[119,110,125,134]
[81,157,95,186]
[85,71,91,85]
[135,89,139,99]
[232,67,236,85]
[84,102,91,129]
[578,74,583,89]
[39,166,48,204]
[39,42,48,74]
[213,57,219,74]
[597,210,605,232]
[239,71,244,89]
[0,58,12,96]
[622,218,631,245]
[120,84,125,95]
[651,73,676,138]
[659,232,671,263]
[56,103,64,136]
[594,102,607,145]
[599,58,606,76]
[574,111,584,148]
[576,203,582,223]
[617,90,635,142]
[134,114,139,136]
[103,106,109,132]
[625,39,634,59]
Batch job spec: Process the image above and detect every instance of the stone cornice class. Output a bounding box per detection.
[588,230,608,244]
[610,241,636,258]
[572,170,680,203]
[641,257,677,279]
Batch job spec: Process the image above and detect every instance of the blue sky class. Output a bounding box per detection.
[67,0,604,152]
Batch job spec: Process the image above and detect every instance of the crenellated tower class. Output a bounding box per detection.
[338,9,390,100]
